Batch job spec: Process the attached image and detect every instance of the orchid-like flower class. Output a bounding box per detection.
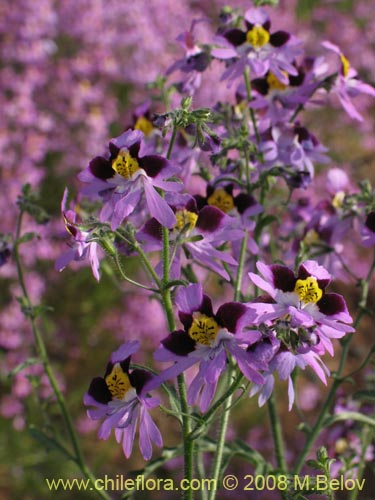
[147,284,263,412]
[84,341,162,460]
[248,260,354,356]
[78,129,181,230]
[55,188,101,281]
[322,41,375,122]
[213,7,302,86]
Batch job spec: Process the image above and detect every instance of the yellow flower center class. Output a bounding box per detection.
[303,229,320,246]
[105,363,133,400]
[335,438,349,454]
[188,313,219,346]
[246,25,270,48]
[134,116,154,136]
[294,277,323,304]
[175,209,198,232]
[112,149,140,179]
[267,71,288,91]
[207,188,235,213]
[340,54,350,78]
[332,191,345,209]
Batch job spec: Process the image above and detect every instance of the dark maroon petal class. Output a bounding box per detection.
[129,369,153,394]
[294,125,310,142]
[109,142,120,158]
[194,194,207,211]
[161,330,196,355]
[196,206,225,232]
[200,294,215,317]
[263,20,271,31]
[187,52,211,72]
[317,293,348,316]
[234,193,258,214]
[270,31,290,47]
[104,361,114,378]
[89,156,115,180]
[289,68,305,87]
[215,302,247,333]
[251,77,269,95]
[120,357,131,373]
[365,212,375,233]
[142,218,163,240]
[270,264,296,292]
[138,155,168,177]
[128,141,141,159]
[223,28,247,46]
[186,197,198,213]
[179,312,193,331]
[252,295,276,304]
[88,377,112,404]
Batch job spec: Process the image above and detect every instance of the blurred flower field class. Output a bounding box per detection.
[1,1,374,499]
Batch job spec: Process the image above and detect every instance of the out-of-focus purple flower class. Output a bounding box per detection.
[213,7,302,86]
[361,212,375,247]
[55,188,101,281]
[78,129,181,230]
[258,123,329,188]
[147,284,263,412]
[322,41,375,122]
[166,21,211,95]
[84,341,162,460]
[0,235,13,267]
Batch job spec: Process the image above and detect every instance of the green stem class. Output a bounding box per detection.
[162,121,193,499]
[14,212,111,500]
[267,394,288,472]
[243,67,260,144]
[293,252,375,475]
[208,382,233,500]
[348,423,373,500]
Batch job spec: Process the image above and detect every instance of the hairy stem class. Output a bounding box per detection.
[14,212,111,500]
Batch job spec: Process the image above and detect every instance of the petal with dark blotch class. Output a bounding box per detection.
[128,141,141,159]
[196,206,225,232]
[162,330,196,355]
[88,377,112,404]
[129,369,152,394]
[138,155,168,178]
[298,260,331,289]
[223,28,246,46]
[270,31,290,47]
[270,264,296,292]
[251,77,269,96]
[142,218,163,240]
[234,193,260,214]
[317,293,349,316]
[215,302,247,333]
[365,212,375,232]
[200,294,215,317]
[89,156,115,180]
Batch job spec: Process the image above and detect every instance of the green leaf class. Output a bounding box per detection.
[324,411,375,428]
[28,426,73,461]
[8,358,40,378]
[353,390,375,402]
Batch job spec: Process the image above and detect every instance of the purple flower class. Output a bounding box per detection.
[213,8,302,86]
[55,188,101,281]
[361,212,375,248]
[84,341,162,461]
[166,21,211,95]
[78,129,181,230]
[138,196,242,281]
[147,284,263,412]
[248,260,354,356]
[322,41,375,122]
[258,123,329,188]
